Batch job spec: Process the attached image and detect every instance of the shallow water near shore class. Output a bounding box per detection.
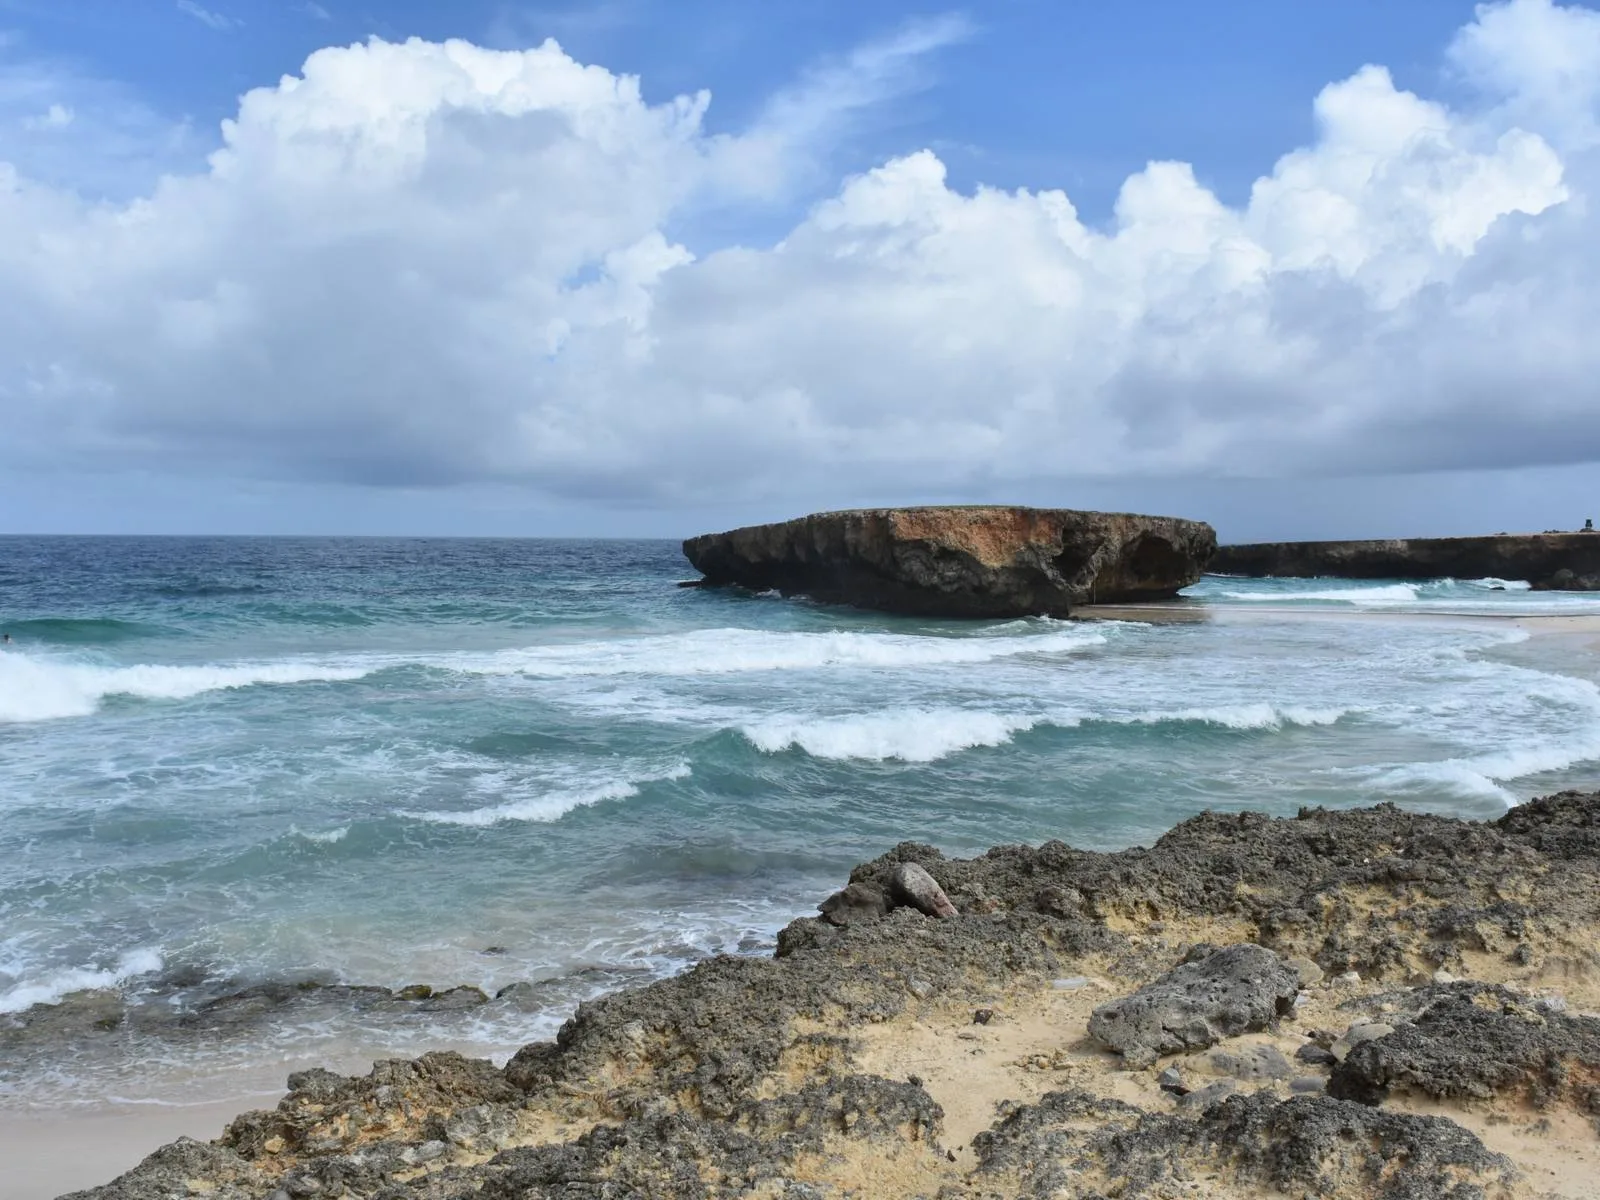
[3,536,1600,1114]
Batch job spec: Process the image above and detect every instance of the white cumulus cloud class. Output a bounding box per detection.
[1,0,1599,509]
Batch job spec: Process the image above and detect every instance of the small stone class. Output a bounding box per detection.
[1290,1075,1326,1094]
[401,1141,448,1165]
[1176,1080,1235,1111]
[819,881,891,927]
[889,863,958,918]
[481,945,508,956]
[1294,1043,1337,1066]
[262,1136,285,1155]
[1431,968,1457,985]
[1191,1044,1293,1082]
[1333,971,1362,988]
[1157,1066,1187,1094]
[907,976,935,1000]
[397,984,433,1001]
[1052,976,1091,990]
[907,1074,924,1087]
[1284,956,1324,988]
[973,1008,994,1025]
[1331,1021,1395,1062]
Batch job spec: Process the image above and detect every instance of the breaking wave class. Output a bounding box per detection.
[741,704,1352,762]
[0,652,374,724]
[0,948,164,1015]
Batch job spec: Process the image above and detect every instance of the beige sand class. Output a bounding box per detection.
[0,1098,266,1200]
[848,957,1600,1199]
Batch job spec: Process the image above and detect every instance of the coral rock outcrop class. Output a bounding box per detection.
[683,506,1217,616]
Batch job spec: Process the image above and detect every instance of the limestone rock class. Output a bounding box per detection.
[889,862,958,918]
[818,881,891,926]
[1211,531,1600,590]
[683,506,1216,617]
[1088,944,1299,1067]
[1329,986,1600,1108]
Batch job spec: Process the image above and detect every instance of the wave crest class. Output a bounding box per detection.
[0,653,373,724]
[0,948,164,1015]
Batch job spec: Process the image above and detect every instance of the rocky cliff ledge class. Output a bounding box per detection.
[77,791,1600,1200]
[683,507,1217,617]
[1212,533,1600,589]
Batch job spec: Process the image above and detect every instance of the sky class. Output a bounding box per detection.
[1,0,1598,540]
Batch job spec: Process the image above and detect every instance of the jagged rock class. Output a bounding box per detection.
[888,862,958,918]
[1211,531,1600,590]
[1088,944,1299,1067]
[58,1137,271,1200]
[971,1090,1515,1199]
[1296,1041,1338,1066]
[683,506,1216,616]
[1328,986,1600,1108]
[817,881,890,926]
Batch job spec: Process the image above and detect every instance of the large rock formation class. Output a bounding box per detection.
[682,507,1216,617]
[1211,532,1600,589]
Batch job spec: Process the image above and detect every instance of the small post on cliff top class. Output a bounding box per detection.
[1586,518,1595,532]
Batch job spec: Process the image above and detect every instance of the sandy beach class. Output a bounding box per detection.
[2,1100,266,1200]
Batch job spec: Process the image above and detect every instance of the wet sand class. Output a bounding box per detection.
[1077,602,1600,636]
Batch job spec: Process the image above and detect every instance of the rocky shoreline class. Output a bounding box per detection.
[72,792,1600,1199]
[1211,533,1600,591]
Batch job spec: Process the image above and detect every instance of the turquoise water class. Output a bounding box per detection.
[4,537,1600,1107]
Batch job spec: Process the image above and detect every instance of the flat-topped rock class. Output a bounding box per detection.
[1211,533,1600,590]
[682,507,1216,617]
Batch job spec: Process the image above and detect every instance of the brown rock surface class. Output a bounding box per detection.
[683,506,1217,616]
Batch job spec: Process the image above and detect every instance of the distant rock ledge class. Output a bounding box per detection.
[1211,533,1600,590]
[682,507,1217,617]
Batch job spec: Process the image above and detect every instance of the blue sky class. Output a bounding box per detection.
[1,0,1598,537]
[4,0,1484,216]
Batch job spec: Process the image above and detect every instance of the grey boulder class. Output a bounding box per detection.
[1088,945,1299,1068]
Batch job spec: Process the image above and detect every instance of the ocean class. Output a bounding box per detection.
[4,536,1600,1113]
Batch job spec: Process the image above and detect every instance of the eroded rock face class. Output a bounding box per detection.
[683,507,1217,616]
[1087,944,1300,1067]
[973,1090,1516,1200]
[1212,532,1600,590]
[1328,984,1600,1108]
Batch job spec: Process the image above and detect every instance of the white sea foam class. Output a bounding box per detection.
[741,703,1352,763]
[1116,704,1351,730]
[1219,584,1421,603]
[0,652,373,724]
[407,763,691,827]
[743,709,1041,762]
[0,948,164,1014]
[292,825,350,844]
[436,624,1107,680]
[1461,578,1533,591]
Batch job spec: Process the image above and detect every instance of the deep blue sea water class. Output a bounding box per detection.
[4,537,1600,1109]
